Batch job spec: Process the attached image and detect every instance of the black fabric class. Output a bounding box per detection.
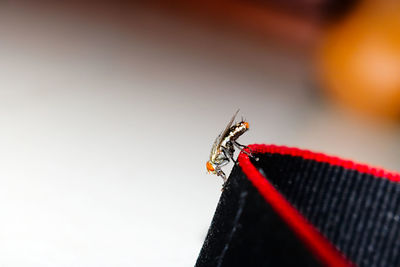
[196,165,321,267]
[196,150,400,267]
[252,153,400,267]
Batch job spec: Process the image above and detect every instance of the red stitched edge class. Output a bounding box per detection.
[238,144,364,267]
[246,144,400,182]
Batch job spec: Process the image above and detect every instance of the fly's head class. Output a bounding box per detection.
[206,160,217,174]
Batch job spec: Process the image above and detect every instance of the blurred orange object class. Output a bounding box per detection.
[317,0,400,120]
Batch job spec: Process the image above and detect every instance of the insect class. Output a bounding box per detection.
[206,109,251,183]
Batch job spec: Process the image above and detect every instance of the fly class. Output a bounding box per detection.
[206,109,252,184]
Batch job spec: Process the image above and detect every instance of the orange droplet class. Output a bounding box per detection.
[206,161,215,172]
[243,122,249,129]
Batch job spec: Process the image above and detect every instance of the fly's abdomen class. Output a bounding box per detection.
[229,123,249,142]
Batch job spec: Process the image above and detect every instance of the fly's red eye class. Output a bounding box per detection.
[243,122,249,129]
[206,161,215,172]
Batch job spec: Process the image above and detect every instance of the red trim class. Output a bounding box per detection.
[245,144,400,182]
[238,144,366,267]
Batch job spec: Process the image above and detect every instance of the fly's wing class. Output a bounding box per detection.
[209,109,239,162]
[213,109,239,151]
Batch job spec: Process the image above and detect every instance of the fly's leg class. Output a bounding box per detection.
[233,141,258,161]
[234,140,245,147]
[216,168,229,191]
[232,141,251,155]
[215,156,229,183]
[215,156,233,190]
[222,147,237,165]
[233,141,250,150]
[215,167,227,183]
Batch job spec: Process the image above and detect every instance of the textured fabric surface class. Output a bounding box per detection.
[197,144,400,267]
[196,165,321,267]
[253,152,400,267]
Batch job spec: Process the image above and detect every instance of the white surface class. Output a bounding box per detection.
[0,4,400,267]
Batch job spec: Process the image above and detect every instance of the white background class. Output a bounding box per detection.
[1,4,400,266]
